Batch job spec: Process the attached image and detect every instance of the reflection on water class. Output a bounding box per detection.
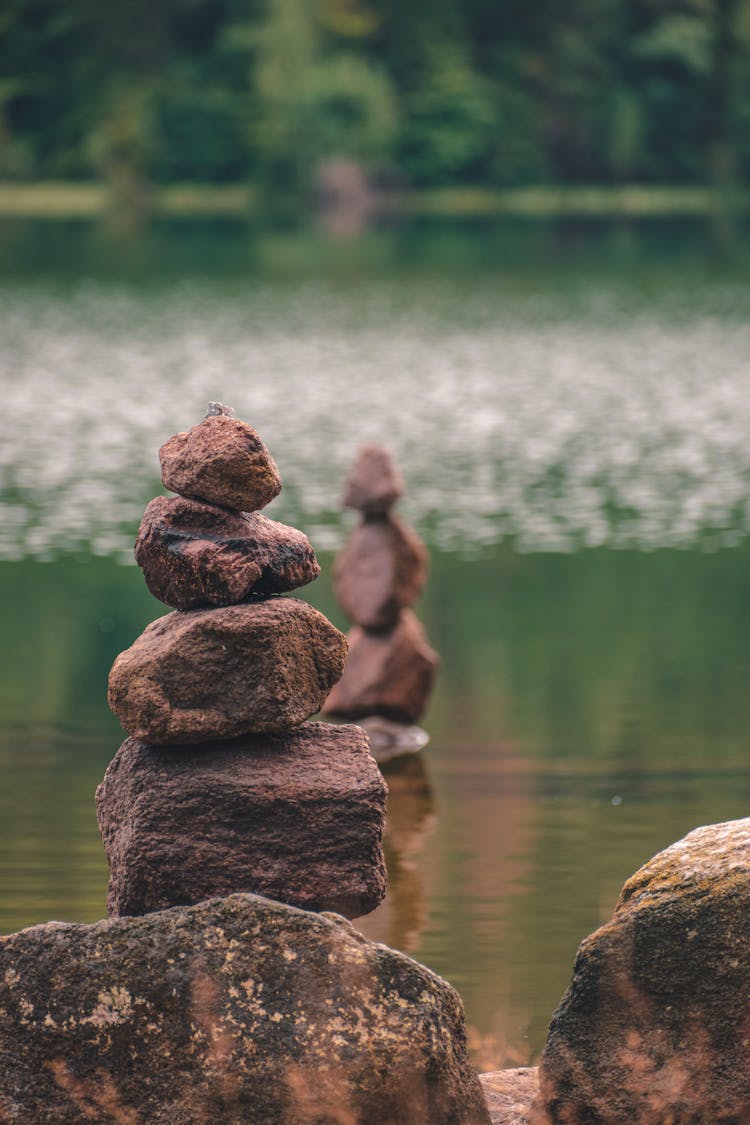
[2,220,750,558]
[2,546,750,1066]
[0,726,109,928]
[357,753,437,954]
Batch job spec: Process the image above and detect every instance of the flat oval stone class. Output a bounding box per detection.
[96,722,387,920]
[159,414,281,511]
[108,599,347,744]
[332,513,428,629]
[134,495,321,609]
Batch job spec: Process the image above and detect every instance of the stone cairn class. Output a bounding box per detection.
[323,444,439,758]
[97,404,388,921]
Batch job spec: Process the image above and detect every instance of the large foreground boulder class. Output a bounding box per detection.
[0,894,491,1124]
[96,723,387,919]
[108,598,347,744]
[135,496,320,609]
[537,818,750,1124]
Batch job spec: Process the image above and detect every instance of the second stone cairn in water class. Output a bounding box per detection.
[99,406,387,920]
[324,444,439,725]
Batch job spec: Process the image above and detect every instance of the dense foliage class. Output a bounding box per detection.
[2,0,750,191]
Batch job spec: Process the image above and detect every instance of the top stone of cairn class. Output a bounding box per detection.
[160,403,282,512]
[343,443,404,515]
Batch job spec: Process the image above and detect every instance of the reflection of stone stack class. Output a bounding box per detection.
[97,405,387,921]
[324,444,439,737]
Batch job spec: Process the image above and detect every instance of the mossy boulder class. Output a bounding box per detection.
[0,894,490,1124]
[538,818,750,1124]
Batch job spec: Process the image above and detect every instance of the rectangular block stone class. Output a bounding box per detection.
[96,722,387,920]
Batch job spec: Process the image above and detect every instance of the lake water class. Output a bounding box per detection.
[2,216,750,1068]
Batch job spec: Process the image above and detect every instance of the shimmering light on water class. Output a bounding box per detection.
[2,261,750,558]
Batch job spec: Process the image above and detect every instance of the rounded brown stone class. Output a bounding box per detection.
[323,609,439,724]
[96,722,387,920]
[333,513,428,630]
[134,495,320,609]
[108,598,347,744]
[343,444,404,515]
[159,413,281,511]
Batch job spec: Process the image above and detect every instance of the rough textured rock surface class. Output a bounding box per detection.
[324,609,439,723]
[343,443,404,514]
[480,1069,540,1124]
[96,723,387,920]
[108,598,347,744]
[332,513,428,629]
[160,414,281,511]
[134,496,320,609]
[537,818,750,1125]
[0,894,492,1124]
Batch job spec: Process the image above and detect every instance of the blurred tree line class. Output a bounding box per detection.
[2,0,749,196]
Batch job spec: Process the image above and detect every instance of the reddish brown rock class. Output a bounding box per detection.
[480,1069,541,1125]
[0,894,492,1124]
[333,513,428,629]
[96,722,387,919]
[160,413,281,511]
[134,495,320,609]
[343,443,405,514]
[537,818,750,1125]
[108,598,347,744]
[324,609,439,724]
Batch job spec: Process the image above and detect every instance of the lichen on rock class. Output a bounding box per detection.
[0,894,491,1124]
[537,817,750,1124]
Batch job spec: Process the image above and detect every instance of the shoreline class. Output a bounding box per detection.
[0,181,747,220]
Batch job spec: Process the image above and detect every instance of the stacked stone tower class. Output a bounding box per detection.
[324,444,439,741]
[97,405,387,921]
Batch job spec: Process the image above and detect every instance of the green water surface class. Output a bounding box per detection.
[2,545,749,1062]
[2,216,750,1066]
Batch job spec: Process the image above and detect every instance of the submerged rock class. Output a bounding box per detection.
[108,598,347,744]
[480,1069,540,1125]
[324,609,439,724]
[342,443,404,515]
[159,413,281,512]
[537,817,750,1124]
[332,513,428,630]
[135,496,320,609]
[356,714,431,762]
[0,894,491,1124]
[96,723,387,920]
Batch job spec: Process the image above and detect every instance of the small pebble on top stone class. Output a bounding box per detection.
[204,401,235,418]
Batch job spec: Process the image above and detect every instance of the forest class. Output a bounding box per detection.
[2,0,749,199]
